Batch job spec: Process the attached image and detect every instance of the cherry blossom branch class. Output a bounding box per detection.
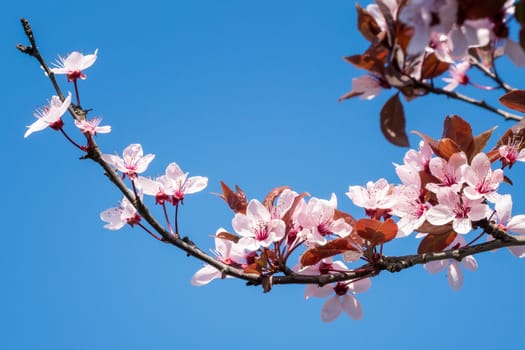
[414,80,522,122]
[16,18,86,122]
[270,226,525,287]
[17,18,525,294]
[16,17,260,285]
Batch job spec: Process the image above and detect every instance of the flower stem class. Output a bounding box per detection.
[73,79,81,107]
[60,128,86,151]
[137,222,163,241]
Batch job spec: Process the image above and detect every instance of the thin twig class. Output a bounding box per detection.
[470,57,514,93]
[414,80,523,122]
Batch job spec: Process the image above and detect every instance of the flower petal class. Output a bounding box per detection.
[341,295,363,320]
[321,296,342,322]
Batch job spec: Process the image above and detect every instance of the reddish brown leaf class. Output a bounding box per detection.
[436,138,461,160]
[412,130,439,151]
[243,263,262,275]
[300,236,360,267]
[380,93,409,147]
[472,126,497,159]
[421,53,450,79]
[262,186,291,209]
[216,231,240,243]
[355,218,397,246]
[338,90,364,102]
[417,231,457,254]
[356,4,382,42]
[442,115,474,153]
[415,220,453,235]
[499,90,525,113]
[344,54,385,75]
[215,181,248,214]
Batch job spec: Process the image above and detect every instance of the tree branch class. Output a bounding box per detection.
[414,80,523,122]
[470,56,514,93]
[17,18,525,293]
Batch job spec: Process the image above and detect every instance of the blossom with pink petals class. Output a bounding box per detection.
[346,178,397,218]
[191,229,247,286]
[426,152,467,193]
[494,195,525,258]
[74,117,111,135]
[402,140,433,171]
[100,196,141,230]
[297,194,351,245]
[392,184,428,237]
[442,60,470,91]
[24,93,71,138]
[136,162,208,205]
[50,49,98,82]
[424,235,478,290]
[498,139,525,169]
[102,144,155,179]
[165,162,208,204]
[305,277,371,322]
[426,188,489,234]
[463,152,503,202]
[339,75,386,101]
[298,258,370,322]
[232,199,286,251]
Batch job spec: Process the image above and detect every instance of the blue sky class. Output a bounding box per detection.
[3,1,525,349]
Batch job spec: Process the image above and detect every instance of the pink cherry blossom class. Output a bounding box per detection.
[494,195,525,258]
[164,162,208,204]
[447,22,490,60]
[100,196,140,230]
[392,184,428,237]
[498,138,525,169]
[232,199,286,251]
[24,93,71,138]
[426,152,467,193]
[191,229,247,286]
[297,194,351,245]
[346,178,397,217]
[399,0,457,55]
[50,49,98,82]
[136,162,208,205]
[442,60,470,91]
[74,117,111,135]
[402,140,433,171]
[102,144,155,179]
[463,152,503,202]
[305,276,371,322]
[136,175,173,205]
[426,188,489,234]
[424,235,478,290]
[339,75,386,101]
[269,189,298,219]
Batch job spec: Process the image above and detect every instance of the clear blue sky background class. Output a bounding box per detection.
[3,1,525,349]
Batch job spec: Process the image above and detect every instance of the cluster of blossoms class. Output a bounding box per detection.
[190,115,525,322]
[24,49,110,141]
[341,0,525,103]
[100,143,208,236]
